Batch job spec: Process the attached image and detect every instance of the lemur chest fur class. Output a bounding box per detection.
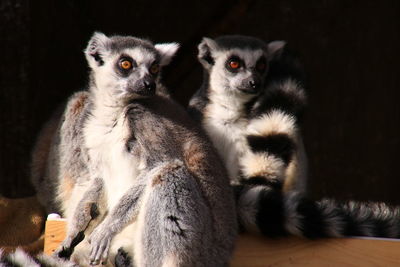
[84,104,141,210]
[203,99,250,184]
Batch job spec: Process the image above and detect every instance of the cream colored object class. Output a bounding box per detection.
[43,217,66,255]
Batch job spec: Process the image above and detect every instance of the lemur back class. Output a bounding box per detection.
[189,35,307,192]
[30,33,237,267]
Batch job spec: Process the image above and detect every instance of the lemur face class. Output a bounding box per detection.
[85,32,179,99]
[198,35,285,97]
[213,48,267,95]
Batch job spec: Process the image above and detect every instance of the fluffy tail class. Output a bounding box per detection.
[235,184,400,238]
[241,50,309,192]
[0,248,78,267]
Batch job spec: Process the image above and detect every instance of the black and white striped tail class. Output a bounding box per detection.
[0,249,78,267]
[240,70,308,192]
[235,184,400,238]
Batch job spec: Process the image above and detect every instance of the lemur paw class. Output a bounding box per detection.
[54,240,73,260]
[88,227,112,265]
[55,231,85,259]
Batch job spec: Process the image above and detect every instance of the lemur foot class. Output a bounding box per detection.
[56,231,85,259]
[115,248,134,267]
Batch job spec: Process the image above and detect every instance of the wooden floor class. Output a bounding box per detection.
[45,219,400,266]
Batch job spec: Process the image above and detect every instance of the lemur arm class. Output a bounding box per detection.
[56,178,104,260]
[88,183,144,265]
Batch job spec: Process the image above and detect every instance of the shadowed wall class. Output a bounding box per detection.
[1,0,399,204]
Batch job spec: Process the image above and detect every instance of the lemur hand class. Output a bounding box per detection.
[88,225,113,265]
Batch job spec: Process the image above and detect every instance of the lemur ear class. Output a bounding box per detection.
[85,32,110,68]
[198,37,218,69]
[155,43,180,66]
[267,40,286,59]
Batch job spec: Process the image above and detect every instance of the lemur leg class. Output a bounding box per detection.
[56,178,104,260]
[137,160,213,267]
[88,182,144,266]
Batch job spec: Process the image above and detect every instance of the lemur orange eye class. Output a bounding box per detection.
[150,64,160,75]
[229,60,240,69]
[120,60,132,70]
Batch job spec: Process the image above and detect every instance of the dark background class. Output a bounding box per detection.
[1,0,399,204]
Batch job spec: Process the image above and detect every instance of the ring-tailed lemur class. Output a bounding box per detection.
[189,35,400,238]
[30,32,237,267]
[189,35,307,192]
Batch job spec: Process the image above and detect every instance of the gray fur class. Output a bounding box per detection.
[30,91,92,215]
[31,32,237,266]
[133,160,212,266]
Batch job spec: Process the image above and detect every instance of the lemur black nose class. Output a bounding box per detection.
[144,81,156,92]
[249,80,259,89]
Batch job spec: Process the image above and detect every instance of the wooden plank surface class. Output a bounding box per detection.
[232,234,400,267]
[44,220,400,266]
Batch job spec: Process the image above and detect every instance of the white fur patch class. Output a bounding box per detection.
[155,43,180,66]
[247,110,297,138]
[203,101,248,183]
[84,101,141,211]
